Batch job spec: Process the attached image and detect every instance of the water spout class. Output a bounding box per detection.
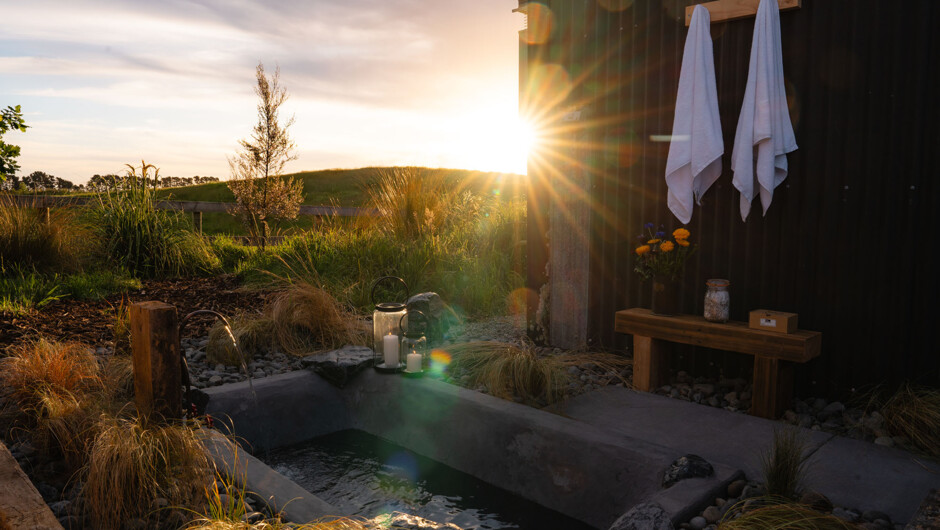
[179,309,256,415]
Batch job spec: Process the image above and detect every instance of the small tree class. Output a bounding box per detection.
[227,62,303,249]
[1,105,29,183]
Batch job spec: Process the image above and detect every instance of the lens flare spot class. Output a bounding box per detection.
[430,349,451,377]
[522,3,554,45]
[508,287,537,317]
[385,451,419,483]
[526,63,573,107]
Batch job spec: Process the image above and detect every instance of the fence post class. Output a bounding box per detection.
[130,301,181,423]
[193,211,202,233]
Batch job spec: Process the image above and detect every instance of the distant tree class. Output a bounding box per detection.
[87,174,121,192]
[1,105,28,183]
[23,170,57,191]
[0,174,19,191]
[55,177,76,190]
[227,62,303,249]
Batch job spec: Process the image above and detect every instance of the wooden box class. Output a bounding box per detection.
[749,310,798,334]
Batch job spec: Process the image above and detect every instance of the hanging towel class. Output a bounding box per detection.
[665,4,723,225]
[731,0,798,221]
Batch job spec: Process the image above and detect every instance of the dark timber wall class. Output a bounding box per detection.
[519,0,940,396]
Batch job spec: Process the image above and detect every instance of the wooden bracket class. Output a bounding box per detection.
[685,0,802,26]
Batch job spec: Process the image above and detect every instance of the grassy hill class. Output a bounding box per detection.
[154,167,525,235]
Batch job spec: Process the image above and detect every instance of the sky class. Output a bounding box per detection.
[0,1,527,185]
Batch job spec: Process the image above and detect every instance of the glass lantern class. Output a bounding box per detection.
[372,276,409,373]
[400,310,428,375]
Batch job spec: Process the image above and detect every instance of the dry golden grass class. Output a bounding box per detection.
[446,341,566,405]
[718,498,856,529]
[207,315,275,366]
[267,281,361,356]
[29,389,101,471]
[84,414,213,530]
[0,338,101,411]
[881,383,940,458]
[557,351,633,388]
[184,518,373,530]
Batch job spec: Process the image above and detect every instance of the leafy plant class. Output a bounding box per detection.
[633,223,696,281]
[761,428,811,500]
[0,104,28,181]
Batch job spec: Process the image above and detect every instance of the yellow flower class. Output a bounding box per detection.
[660,241,675,252]
[647,238,661,244]
[673,228,690,240]
[676,238,690,247]
[635,245,651,256]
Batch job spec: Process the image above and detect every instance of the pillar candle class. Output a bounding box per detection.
[407,351,422,372]
[383,334,399,367]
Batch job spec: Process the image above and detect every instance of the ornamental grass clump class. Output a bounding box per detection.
[207,315,275,366]
[0,194,90,273]
[84,413,213,530]
[0,338,101,410]
[446,341,566,405]
[761,428,811,500]
[633,223,696,281]
[718,498,855,529]
[267,281,361,356]
[881,383,940,458]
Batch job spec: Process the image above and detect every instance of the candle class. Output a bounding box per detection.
[407,351,422,373]
[383,334,399,367]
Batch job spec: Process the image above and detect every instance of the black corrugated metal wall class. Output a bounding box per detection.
[522,0,940,396]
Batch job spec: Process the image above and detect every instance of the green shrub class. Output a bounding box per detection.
[0,265,63,313]
[61,270,141,300]
[209,235,255,271]
[92,162,219,278]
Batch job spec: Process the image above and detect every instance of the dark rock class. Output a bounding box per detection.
[688,516,707,530]
[662,455,714,488]
[726,479,747,498]
[57,515,81,529]
[49,500,71,518]
[702,505,721,523]
[407,292,451,346]
[302,345,374,387]
[36,483,58,502]
[741,483,766,499]
[832,506,860,522]
[608,503,674,530]
[799,491,833,513]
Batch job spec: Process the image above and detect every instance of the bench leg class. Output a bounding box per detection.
[632,335,667,391]
[751,357,794,419]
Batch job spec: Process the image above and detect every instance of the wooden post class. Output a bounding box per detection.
[43,207,51,224]
[193,211,202,233]
[130,301,182,423]
[632,335,667,391]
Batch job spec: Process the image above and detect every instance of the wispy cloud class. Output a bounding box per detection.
[0,0,524,183]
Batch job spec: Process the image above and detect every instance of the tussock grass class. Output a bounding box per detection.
[0,338,101,409]
[267,282,361,355]
[557,351,633,388]
[30,389,100,471]
[761,428,811,500]
[718,498,856,529]
[84,413,213,530]
[881,383,940,458]
[0,195,89,273]
[446,341,566,405]
[207,316,275,366]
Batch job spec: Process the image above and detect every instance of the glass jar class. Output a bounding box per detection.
[704,279,730,322]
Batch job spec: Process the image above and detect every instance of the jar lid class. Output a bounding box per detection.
[706,279,730,287]
[375,302,406,312]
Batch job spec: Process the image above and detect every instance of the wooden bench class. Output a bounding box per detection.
[614,308,822,419]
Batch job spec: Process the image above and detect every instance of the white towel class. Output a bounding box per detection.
[731,0,798,221]
[665,4,723,225]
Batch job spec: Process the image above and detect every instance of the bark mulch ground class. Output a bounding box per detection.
[0,274,271,355]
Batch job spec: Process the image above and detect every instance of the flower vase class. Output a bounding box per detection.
[651,277,679,316]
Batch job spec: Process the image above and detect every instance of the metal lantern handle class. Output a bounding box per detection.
[371,276,409,306]
[400,309,426,335]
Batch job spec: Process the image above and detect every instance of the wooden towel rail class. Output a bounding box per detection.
[685,0,802,26]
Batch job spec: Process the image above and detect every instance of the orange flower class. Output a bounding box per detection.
[647,238,661,244]
[660,241,675,252]
[676,238,690,247]
[635,245,651,256]
[673,228,690,240]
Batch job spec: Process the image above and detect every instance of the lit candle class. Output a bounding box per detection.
[406,350,422,373]
[383,334,399,368]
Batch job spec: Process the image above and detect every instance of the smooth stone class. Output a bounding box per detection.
[209,375,223,386]
[607,502,674,530]
[49,500,71,518]
[36,483,58,501]
[873,436,894,447]
[689,516,707,530]
[861,510,891,523]
[702,506,721,523]
[823,401,845,413]
[832,507,859,522]
[692,383,715,396]
[662,454,714,488]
